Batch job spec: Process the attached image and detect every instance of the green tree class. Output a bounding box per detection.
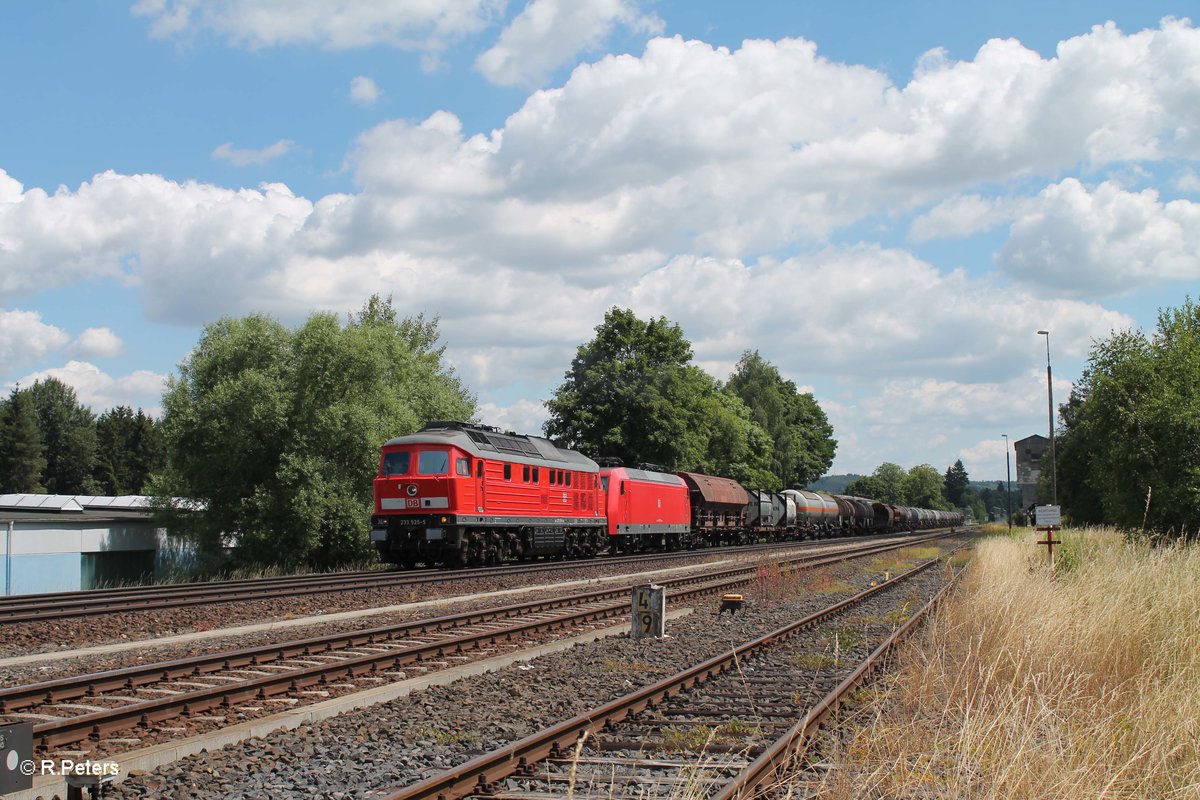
[846,462,907,503]
[151,296,476,567]
[725,350,836,488]
[967,494,986,523]
[1054,299,1200,534]
[902,464,949,509]
[943,459,969,507]
[95,406,165,495]
[545,308,711,469]
[27,378,99,494]
[844,474,882,499]
[0,387,47,493]
[696,387,778,489]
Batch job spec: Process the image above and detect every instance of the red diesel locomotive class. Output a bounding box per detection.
[370,422,605,567]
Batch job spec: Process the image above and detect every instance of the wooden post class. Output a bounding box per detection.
[1036,525,1061,576]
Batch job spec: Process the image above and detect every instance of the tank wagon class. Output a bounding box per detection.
[371,422,965,567]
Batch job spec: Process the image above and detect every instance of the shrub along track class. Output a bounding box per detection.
[377,548,965,800]
[3,533,957,762]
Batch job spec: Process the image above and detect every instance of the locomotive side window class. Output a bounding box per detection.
[456,458,470,476]
[417,450,450,475]
[504,463,512,480]
[382,451,410,476]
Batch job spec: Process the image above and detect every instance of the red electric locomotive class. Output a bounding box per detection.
[371,422,605,567]
[598,464,691,552]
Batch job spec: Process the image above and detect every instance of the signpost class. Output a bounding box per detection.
[631,584,665,638]
[1035,504,1062,576]
[0,720,33,795]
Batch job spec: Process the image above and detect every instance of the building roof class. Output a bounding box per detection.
[1015,434,1049,446]
[0,494,159,522]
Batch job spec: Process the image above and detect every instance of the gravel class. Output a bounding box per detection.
[91,540,966,800]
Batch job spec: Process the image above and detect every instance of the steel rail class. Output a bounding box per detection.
[15,533,959,751]
[0,539,851,610]
[374,551,955,800]
[714,563,966,800]
[0,535,921,624]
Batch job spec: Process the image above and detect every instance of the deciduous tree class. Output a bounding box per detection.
[151,296,476,567]
[726,350,836,488]
[1055,299,1200,534]
[544,308,711,469]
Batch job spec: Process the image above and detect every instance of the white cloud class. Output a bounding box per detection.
[6,21,1199,315]
[0,171,315,320]
[212,139,295,166]
[910,194,1025,241]
[0,309,70,374]
[132,0,503,51]
[8,361,167,414]
[999,178,1200,296]
[476,0,664,87]
[349,76,382,106]
[1,21,1192,473]
[1176,169,1200,193]
[68,327,124,359]
[623,249,1131,384]
[476,398,550,435]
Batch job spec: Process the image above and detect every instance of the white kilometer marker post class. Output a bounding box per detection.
[631,584,665,639]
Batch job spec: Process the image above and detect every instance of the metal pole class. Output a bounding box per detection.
[1038,331,1057,505]
[5,520,12,597]
[1003,434,1012,534]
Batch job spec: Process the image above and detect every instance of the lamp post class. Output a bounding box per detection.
[1037,330,1057,505]
[1003,434,1013,534]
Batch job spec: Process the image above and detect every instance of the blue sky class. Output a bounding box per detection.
[2,1,1197,481]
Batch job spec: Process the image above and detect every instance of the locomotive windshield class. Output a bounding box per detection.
[417,449,450,475]
[382,451,410,476]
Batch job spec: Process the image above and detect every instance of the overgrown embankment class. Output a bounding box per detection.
[818,527,1200,799]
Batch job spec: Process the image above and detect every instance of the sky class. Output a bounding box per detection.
[1,2,1198,482]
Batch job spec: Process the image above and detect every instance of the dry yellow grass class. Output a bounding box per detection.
[812,526,1200,799]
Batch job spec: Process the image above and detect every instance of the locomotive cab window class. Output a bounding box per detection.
[456,458,470,476]
[417,450,450,475]
[382,451,410,476]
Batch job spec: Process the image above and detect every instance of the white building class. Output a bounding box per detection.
[0,494,196,595]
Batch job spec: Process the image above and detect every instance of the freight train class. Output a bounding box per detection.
[369,421,963,567]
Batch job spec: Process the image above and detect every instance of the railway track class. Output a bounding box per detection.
[377,545,966,800]
[3,532,955,755]
[0,532,950,625]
